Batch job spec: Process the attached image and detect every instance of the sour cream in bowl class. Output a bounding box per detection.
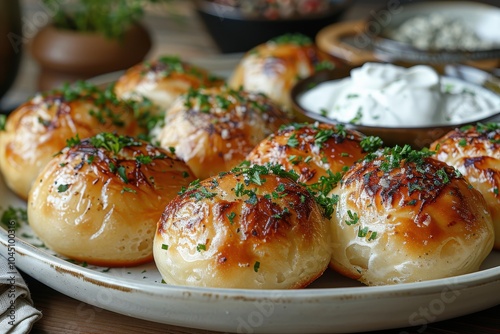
[291,62,500,148]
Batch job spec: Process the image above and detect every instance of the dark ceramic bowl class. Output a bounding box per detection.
[291,68,500,149]
[0,0,22,105]
[194,0,353,53]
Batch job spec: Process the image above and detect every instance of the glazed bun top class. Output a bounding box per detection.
[28,132,196,267]
[330,145,494,285]
[155,86,290,179]
[431,122,500,250]
[154,164,332,289]
[431,122,500,164]
[247,122,383,184]
[114,55,225,113]
[229,33,338,111]
[0,81,142,199]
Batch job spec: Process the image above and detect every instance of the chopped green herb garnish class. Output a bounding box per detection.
[270,33,311,46]
[57,184,70,193]
[0,114,6,131]
[358,226,368,237]
[436,168,450,184]
[161,244,168,250]
[197,243,206,252]
[117,166,128,183]
[89,133,141,155]
[227,212,236,224]
[121,187,136,194]
[0,206,27,230]
[287,133,299,148]
[345,210,359,225]
[253,261,261,272]
[136,155,153,164]
[66,134,81,148]
[360,136,383,153]
[368,231,378,241]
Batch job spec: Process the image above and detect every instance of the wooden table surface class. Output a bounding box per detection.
[6,1,500,333]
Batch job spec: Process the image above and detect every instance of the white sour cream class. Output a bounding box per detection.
[299,63,500,127]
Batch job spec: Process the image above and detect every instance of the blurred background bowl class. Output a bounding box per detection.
[195,0,353,53]
[0,0,22,107]
[291,67,500,149]
[316,0,500,72]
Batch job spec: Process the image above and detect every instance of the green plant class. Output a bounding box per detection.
[42,0,171,39]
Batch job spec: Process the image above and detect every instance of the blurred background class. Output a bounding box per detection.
[1,0,499,112]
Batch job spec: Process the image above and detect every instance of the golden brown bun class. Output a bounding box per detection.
[154,165,331,289]
[330,147,494,285]
[431,123,500,250]
[155,86,290,180]
[0,83,142,200]
[28,133,196,267]
[114,56,225,112]
[229,34,338,111]
[247,123,382,184]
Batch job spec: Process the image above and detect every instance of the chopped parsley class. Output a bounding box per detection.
[253,261,261,272]
[196,243,206,252]
[161,244,169,250]
[270,33,311,46]
[345,210,359,225]
[360,136,383,153]
[436,168,450,184]
[136,155,153,164]
[349,108,363,124]
[191,186,217,201]
[358,226,368,237]
[57,184,70,193]
[366,145,435,172]
[0,114,6,131]
[0,206,27,230]
[314,60,335,72]
[89,133,141,154]
[121,187,136,194]
[117,166,128,183]
[66,134,81,148]
[227,212,236,224]
[287,133,299,148]
[314,129,335,148]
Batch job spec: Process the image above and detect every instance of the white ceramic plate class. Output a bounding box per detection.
[1,172,500,334]
[1,54,500,333]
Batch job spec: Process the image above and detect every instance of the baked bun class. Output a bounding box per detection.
[431,123,500,250]
[229,33,338,111]
[154,164,331,289]
[247,123,383,184]
[114,55,224,113]
[155,86,290,180]
[0,82,142,199]
[28,133,196,267]
[330,145,494,286]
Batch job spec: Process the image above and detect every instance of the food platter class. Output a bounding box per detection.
[1,163,500,334]
[1,55,500,333]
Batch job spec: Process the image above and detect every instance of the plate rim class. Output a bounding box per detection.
[2,227,500,301]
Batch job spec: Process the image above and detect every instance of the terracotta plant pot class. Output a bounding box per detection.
[0,0,22,101]
[31,23,152,91]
